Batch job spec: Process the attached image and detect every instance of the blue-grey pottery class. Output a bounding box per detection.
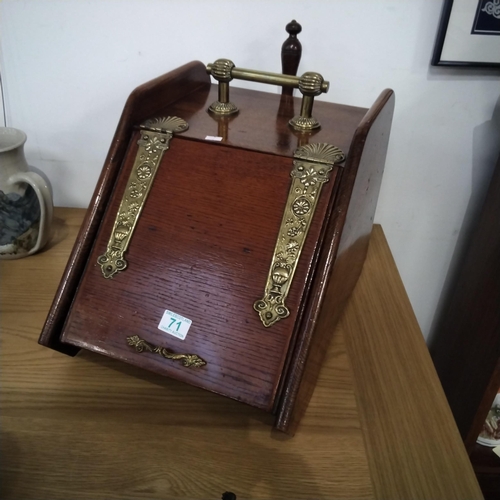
[0,127,53,259]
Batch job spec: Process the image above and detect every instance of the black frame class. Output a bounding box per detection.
[432,0,500,68]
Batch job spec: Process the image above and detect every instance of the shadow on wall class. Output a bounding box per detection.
[428,94,500,346]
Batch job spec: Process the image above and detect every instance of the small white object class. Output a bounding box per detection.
[493,445,500,459]
[158,309,192,340]
[476,392,500,447]
[205,135,223,141]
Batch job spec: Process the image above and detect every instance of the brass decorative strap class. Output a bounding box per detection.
[206,59,329,131]
[127,335,206,368]
[97,116,188,278]
[253,143,345,327]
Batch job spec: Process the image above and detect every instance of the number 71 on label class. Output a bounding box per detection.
[158,309,192,340]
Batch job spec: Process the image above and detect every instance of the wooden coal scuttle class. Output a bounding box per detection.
[39,22,394,434]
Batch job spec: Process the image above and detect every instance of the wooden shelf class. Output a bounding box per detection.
[0,208,482,500]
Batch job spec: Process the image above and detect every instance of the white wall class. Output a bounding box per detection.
[1,0,499,341]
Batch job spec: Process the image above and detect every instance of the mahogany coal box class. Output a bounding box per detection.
[39,61,394,434]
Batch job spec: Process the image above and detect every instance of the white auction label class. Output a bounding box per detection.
[158,309,192,340]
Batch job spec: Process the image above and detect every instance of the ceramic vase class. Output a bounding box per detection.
[0,127,53,259]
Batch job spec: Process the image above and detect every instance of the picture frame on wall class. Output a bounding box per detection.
[432,0,500,67]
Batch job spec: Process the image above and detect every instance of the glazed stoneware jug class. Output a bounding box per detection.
[0,127,53,259]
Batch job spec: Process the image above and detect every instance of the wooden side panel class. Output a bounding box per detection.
[39,62,211,353]
[275,90,395,433]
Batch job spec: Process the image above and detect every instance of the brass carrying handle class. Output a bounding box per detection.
[206,62,329,92]
[206,59,329,131]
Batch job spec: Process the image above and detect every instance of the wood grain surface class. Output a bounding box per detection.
[61,139,339,411]
[343,226,482,500]
[1,208,482,499]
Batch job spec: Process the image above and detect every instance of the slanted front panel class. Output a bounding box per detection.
[61,136,339,411]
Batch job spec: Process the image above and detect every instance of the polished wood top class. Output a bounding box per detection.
[0,208,482,499]
[161,84,367,159]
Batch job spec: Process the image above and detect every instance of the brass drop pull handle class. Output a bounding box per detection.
[127,335,206,368]
[206,59,329,131]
